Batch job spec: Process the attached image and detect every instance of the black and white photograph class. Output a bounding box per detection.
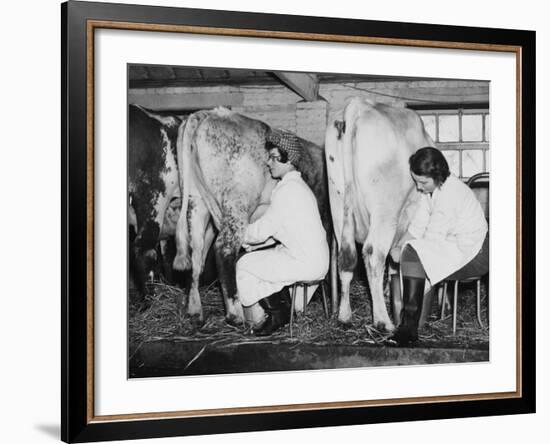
[1,0,544,440]
[128,65,491,378]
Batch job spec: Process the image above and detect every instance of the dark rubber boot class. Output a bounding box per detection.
[253,289,290,336]
[390,277,425,346]
[390,274,402,326]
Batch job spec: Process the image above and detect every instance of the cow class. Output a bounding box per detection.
[172,107,331,324]
[325,97,433,332]
[128,104,184,297]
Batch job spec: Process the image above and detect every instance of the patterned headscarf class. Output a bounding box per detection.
[267,129,302,165]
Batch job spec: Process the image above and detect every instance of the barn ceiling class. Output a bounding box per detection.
[128,65,430,89]
[128,64,489,110]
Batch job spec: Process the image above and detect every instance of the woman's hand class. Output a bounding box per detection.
[390,246,401,263]
[390,232,415,263]
[243,242,263,252]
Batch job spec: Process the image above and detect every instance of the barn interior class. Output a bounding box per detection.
[129,64,490,180]
[128,64,490,377]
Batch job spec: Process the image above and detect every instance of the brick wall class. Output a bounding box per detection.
[296,101,328,146]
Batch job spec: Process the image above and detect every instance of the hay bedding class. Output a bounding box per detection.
[129,278,489,356]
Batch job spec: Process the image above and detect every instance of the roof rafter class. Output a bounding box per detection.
[272,72,320,101]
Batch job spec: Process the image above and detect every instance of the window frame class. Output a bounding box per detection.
[416,107,490,180]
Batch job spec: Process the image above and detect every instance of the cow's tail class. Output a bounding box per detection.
[189,138,223,229]
[173,113,201,271]
[341,98,367,229]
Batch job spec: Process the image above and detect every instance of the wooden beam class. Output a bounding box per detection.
[128,91,244,111]
[273,72,319,101]
[324,84,489,110]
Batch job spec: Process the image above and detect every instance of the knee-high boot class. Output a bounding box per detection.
[253,288,290,336]
[390,277,425,345]
[390,274,402,326]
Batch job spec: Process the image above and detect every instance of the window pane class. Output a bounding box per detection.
[462,114,483,141]
[462,150,484,177]
[485,115,491,142]
[442,150,460,176]
[485,150,491,171]
[421,115,436,141]
[439,115,459,142]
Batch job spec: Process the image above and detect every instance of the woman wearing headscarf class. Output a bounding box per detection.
[236,130,329,336]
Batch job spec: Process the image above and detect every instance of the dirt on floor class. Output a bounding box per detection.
[129,277,489,358]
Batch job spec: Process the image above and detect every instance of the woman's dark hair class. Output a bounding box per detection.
[409,147,450,185]
[265,143,289,163]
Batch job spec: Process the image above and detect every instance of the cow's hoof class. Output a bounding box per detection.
[337,320,354,330]
[189,315,205,329]
[337,311,353,326]
[225,314,245,328]
[186,302,203,323]
[375,321,395,333]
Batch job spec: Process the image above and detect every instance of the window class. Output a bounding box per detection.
[418,109,490,180]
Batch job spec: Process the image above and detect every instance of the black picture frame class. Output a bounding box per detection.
[62,1,536,442]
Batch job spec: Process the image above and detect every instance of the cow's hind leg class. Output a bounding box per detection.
[214,220,246,325]
[337,241,358,326]
[362,218,396,332]
[186,197,212,325]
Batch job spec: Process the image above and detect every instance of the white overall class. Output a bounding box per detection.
[404,174,488,284]
[236,171,329,308]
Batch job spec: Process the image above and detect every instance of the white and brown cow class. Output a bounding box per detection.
[325,97,433,331]
[128,104,184,296]
[173,107,331,324]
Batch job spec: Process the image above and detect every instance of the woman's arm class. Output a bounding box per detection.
[244,212,276,245]
[422,190,457,242]
[243,187,285,244]
[407,194,430,239]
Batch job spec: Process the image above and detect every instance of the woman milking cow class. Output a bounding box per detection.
[236,131,329,336]
[389,147,489,346]
[236,140,488,343]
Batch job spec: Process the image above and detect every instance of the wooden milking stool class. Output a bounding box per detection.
[289,279,330,338]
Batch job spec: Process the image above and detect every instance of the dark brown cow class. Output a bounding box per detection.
[128,104,183,296]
